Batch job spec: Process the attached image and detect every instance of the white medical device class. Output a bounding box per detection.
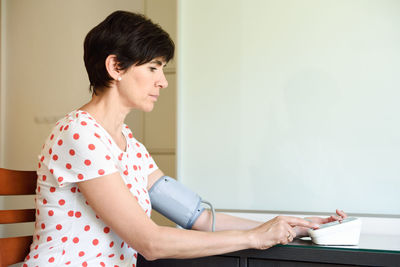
[307,217,362,245]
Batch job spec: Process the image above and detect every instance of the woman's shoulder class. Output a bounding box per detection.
[49,110,95,132]
[44,110,112,150]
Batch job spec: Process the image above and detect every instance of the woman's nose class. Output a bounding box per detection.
[156,71,168,89]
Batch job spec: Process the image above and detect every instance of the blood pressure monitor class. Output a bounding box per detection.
[307,217,362,245]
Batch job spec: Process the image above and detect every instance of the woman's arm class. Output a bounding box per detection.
[193,209,347,234]
[147,170,268,231]
[147,168,164,190]
[78,172,317,261]
[147,170,346,239]
[192,210,262,231]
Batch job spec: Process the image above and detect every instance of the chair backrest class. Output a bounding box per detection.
[0,168,37,267]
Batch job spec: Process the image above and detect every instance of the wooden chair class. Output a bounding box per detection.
[0,168,37,267]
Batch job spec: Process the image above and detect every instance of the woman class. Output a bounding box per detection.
[24,10,346,266]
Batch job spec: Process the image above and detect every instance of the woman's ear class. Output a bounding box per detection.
[105,55,122,81]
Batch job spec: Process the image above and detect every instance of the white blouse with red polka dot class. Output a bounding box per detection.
[23,110,157,267]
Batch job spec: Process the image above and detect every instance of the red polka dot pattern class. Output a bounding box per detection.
[24,110,156,266]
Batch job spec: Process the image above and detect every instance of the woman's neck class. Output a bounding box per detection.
[79,88,131,138]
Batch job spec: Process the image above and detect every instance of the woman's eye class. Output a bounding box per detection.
[150,67,157,72]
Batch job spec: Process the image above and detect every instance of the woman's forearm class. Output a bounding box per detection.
[135,213,318,260]
[192,210,262,232]
[144,214,315,260]
[143,226,252,260]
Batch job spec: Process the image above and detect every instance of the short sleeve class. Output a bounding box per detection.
[47,120,118,186]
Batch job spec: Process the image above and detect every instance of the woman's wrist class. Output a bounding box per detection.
[244,228,260,249]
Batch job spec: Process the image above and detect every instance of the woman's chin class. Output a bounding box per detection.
[141,104,155,113]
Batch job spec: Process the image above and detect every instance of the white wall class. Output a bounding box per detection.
[178,0,400,216]
[0,0,144,170]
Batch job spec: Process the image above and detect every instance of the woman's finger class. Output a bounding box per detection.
[289,227,296,240]
[336,209,348,219]
[280,216,320,229]
[281,228,296,245]
[330,215,342,221]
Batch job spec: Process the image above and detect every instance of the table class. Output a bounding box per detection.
[138,234,400,267]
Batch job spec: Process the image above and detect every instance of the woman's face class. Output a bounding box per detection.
[118,57,168,112]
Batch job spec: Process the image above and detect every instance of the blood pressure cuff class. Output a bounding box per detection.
[149,176,205,229]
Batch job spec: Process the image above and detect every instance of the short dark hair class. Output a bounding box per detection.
[84,10,175,95]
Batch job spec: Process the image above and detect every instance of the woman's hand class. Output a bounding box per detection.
[306,209,347,225]
[294,209,348,238]
[248,216,319,250]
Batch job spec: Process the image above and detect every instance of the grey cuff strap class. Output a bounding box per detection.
[149,176,205,229]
